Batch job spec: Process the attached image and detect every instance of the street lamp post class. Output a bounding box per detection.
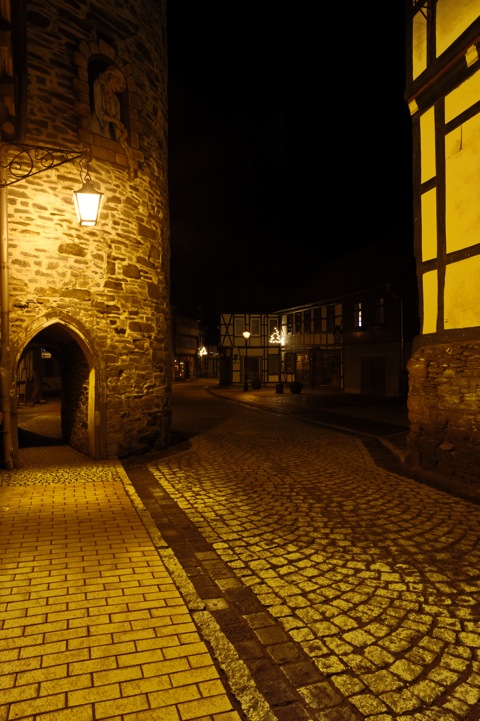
[242,329,250,391]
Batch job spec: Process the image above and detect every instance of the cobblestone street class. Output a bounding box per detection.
[2,382,480,720]
[125,381,480,720]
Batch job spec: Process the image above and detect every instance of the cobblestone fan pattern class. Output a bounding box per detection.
[0,447,243,721]
[145,411,480,721]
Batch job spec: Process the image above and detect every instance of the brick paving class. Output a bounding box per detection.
[2,384,480,720]
[0,444,244,721]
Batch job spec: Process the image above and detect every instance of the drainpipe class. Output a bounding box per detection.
[0,155,13,468]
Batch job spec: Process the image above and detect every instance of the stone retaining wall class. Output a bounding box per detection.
[406,341,480,484]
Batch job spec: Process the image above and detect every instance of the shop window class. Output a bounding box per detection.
[234,318,245,336]
[284,352,295,374]
[303,309,311,332]
[326,305,335,333]
[268,353,280,375]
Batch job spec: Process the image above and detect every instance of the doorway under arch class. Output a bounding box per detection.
[14,322,100,460]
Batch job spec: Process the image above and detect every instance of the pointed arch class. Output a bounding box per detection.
[13,315,106,461]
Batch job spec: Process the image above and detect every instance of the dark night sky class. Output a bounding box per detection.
[167,6,413,320]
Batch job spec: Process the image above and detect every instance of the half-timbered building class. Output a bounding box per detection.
[405,0,480,484]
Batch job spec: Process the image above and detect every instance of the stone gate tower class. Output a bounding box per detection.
[0,0,170,467]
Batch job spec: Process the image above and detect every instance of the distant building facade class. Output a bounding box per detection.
[172,312,200,381]
[219,313,282,387]
[405,1,480,484]
[281,303,343,389]
[219,239,418,397]
[1,1,170,467]
[172,310,218,381]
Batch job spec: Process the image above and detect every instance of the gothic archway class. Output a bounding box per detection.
[14,320,104,462]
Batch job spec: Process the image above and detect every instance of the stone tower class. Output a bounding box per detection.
[0,0,170,467]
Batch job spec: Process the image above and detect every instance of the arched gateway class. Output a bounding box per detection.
[13,318,105,463]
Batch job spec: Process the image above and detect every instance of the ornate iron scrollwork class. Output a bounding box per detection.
[0,143,87,187]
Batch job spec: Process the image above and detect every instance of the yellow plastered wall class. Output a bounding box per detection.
[436,0,480,57]
[422,270,438,334]
[445,255,480,328]
[421,188,437,261]
[445,69,480,123]
[420,108,436,184]
[445,115,480,253]
[413,9,427,80]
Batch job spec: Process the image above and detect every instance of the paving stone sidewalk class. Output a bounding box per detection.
[0,444,246,721]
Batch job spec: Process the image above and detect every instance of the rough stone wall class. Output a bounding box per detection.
[6,0,171,459]
[406,341,480,484]
[62,342,89,455]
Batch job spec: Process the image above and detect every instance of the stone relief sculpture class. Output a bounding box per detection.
[91,65,124,138]
[91,65,135,179]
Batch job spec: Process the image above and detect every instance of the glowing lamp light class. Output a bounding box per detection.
[73,177,104,227]
[269,327,282,344]
[242,329,250,391]
[270,327,283,386]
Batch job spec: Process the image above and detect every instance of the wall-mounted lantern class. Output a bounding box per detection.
[73,175,103,226]
[73,156,104,227]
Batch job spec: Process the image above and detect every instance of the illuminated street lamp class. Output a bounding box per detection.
[242,329,250,391]
[73,157,104,226]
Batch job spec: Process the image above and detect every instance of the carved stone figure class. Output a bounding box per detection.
[91,65,125,138]
[91,65,135,178]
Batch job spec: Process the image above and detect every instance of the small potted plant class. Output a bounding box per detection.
[289,381,303,394]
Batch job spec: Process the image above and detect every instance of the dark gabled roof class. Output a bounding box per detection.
[209,285,298,315]
[210,231,416,316]
[288,235,416,308]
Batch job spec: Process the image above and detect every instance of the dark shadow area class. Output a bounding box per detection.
[17,391,63,449]
[17,427,65,448]
[362,437,480,506]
